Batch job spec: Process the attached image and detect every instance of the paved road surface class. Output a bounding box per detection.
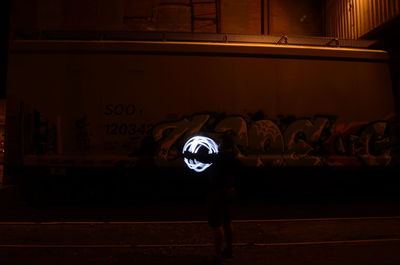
[1,217,400,265]
[1,185,400,222]
[1,185,400,265]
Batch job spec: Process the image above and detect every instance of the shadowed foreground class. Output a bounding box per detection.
[1,217,400,265]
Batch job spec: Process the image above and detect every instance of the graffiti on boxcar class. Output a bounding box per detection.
[30,106,398,167]
[149,113,398,167]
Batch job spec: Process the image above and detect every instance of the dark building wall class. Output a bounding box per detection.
[125,0,218,32]
[212,0,324,35]
[1,0,11,99]
[10,0,217,34]
[11,0,127,33]
[325,0,400,39]
[268,0,323,36]
[123,0,195,32]
[324,0,400,113]
[10,0,324,36]
[220,0,261,34]
[216,0,324,35]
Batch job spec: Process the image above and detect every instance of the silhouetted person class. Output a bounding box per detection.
[184,134,239,263]
[207,135,239,263]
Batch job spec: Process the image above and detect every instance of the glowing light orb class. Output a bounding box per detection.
[182,136,219,172]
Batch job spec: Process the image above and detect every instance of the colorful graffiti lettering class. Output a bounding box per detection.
[149,113,398,167]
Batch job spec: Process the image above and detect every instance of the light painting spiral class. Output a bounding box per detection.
[182,136,219,172]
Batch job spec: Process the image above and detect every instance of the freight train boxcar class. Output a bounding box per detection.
[5,35,399,192]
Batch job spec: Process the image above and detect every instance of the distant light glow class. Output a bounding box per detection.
[182,136,219,172]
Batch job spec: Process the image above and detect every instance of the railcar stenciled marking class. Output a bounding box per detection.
[182,136,219,172]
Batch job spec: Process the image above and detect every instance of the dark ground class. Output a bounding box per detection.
[1,166,400,264]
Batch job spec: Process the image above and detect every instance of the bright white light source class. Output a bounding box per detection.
[182,136,219,172]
